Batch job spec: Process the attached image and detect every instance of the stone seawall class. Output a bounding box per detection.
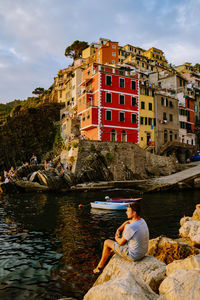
[60,140,179,181]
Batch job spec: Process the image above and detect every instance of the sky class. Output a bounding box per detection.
[0,0,200,103]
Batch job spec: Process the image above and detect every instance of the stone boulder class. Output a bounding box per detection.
[179,220,200,245]
[84,272,158,300]
[192,208,200,221]
[159,269,200,300]
[84,254,165,300]
[180,216,192,226]
[15,180,49,192]
[148,236,200,264]
[166,254,200,276]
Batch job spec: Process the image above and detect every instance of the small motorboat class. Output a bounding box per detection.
[91,201,127,210]
[107,198,142,203]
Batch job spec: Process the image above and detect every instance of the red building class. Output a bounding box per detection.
[185,96,195,133]
[77,63,139,143]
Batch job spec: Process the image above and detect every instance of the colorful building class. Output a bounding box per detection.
[143,47,168,67]
[139,82,156,152]
[77,63,139,142]
[175,62,193,74]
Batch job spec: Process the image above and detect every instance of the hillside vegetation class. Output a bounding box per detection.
[0,102,63,171]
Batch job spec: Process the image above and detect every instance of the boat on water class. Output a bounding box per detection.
[91,201,127,210]
[107,198,142,203]
[90,196,142,210]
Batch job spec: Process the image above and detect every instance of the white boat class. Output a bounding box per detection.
[91,201,127,210]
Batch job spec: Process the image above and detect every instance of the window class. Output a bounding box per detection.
[169,101,173,107]
[119,112,125,122]
[145,88,149,96]
[142,63,144,68]
[106,110,112,121]
[170,131,173,141]
[112,45,116,49]
[175,134,177,140]
[119,94,125,105]
[131,114,137,123]
[140,117,144,125]
[119,78,125,88]
[112,52,116,57]
[106,93,112,103]
[163,112,167,120]
[112,60,115,64]
[131,81,136,90]
[151,66,154,71]
[149,103,152,110]
[121,130,127,142]
[169,114,173,121]
[106,75,112,86]
[111,129,116,141]
[132,97,137,106]
[154,118,156,126]
[164,130,168,143]
[161,97,164,105]
[148,118,152,125]
[141,101,145,109]
[164,98,168,106]
[188,111,190,121]
[145,117,148,125]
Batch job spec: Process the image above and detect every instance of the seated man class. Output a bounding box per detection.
[93,202,149,274]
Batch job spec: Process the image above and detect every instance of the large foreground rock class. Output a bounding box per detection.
[84,254,166,300]
[85,272,158,300]
[179,219,200,245]
[148,236,200,264]
[159,255,200,299]
[166,254,200,275]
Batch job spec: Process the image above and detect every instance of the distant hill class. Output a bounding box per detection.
[0,97,43,125]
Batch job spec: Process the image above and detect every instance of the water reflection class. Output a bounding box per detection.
[0,189,199,299]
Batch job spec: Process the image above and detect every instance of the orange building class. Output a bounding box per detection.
[96,40,119,65]
[82,39,119,66]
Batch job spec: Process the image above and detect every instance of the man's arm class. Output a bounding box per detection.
[115,220,130,237]
[115,235,127,245]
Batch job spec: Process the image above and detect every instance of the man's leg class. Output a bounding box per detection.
[93,239,115,273]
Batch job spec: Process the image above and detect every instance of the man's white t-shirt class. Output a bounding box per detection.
[123,218,149,260]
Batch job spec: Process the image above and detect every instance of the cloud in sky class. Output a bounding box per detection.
[0,0,200,103]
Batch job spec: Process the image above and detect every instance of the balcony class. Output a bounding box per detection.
[55,86,65,91]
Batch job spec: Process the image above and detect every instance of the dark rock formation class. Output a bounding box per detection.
[0,103,62,172]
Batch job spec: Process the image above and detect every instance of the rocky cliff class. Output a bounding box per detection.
[0,103,62,172]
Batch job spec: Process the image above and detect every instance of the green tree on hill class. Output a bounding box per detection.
[194,64,200,72]
[64,40,88,59]
[32,87,45,95]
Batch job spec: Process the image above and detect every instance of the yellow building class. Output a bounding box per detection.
[143,47,168,67]
[175,62,193,74]
[82,44,96,59]
[118,46,126,64]
[54,68,73,104]
[123,44,145,55]
[139,83,156,152]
